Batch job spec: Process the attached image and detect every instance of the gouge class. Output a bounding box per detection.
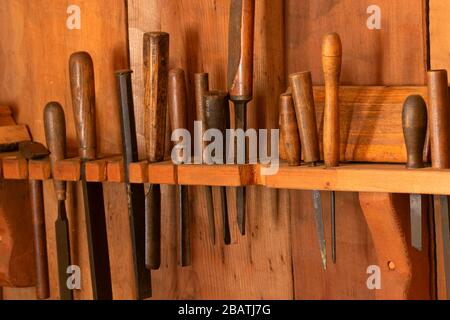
[143,32,169,270]
[322,32,342,265]
[168,68,191,266]
[116,70,152,298]
[402,95,428,251]
[289,71,327,270]
[227,0,255,236]
[204,91,232,245]
[428,69,450,297]
[19,142,50,299]
[279,93,301,167]
[70,51,112,300]
[44,102,72,300]
[194,73,216,245]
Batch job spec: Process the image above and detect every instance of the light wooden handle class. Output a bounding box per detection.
[428,69,450,169]
[143,32,169,163]
[289,71,320,165]
[279,93,301,166]
[227,0,255,101]
[322,32,342,168]
[168,68,188,131]
[44,102,67,201]
[69,52,97,161]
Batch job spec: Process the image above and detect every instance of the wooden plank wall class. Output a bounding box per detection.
[0,0,448,299]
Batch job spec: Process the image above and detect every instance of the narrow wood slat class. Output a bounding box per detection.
[53,158,80,182]
[28,159,51,180]
[107,157,124,183]
[1,156,28,180]
[129,161,149,183]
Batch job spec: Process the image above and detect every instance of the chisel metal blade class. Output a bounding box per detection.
[312,190,327,270]
[410,194,422,251]
[55,200,73,300]
[436,195,450,295]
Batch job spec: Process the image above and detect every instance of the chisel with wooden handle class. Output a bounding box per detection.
[279,93,301,167]
[143,32,169,270]
[227,0,255,235]
[194,73,216,245]
[44,102,72,300]
[204,91,232,245]
[290,71,327,269]
[428,69,450,298]
[402,95,428,251]
[322,32,342,265]
[70,51,113,300]
[168,68,191,266]
[116,70,152,299]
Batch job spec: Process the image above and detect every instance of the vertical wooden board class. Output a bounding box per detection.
[430,0,450,79]
[286,0,427,86]
[128,0,293,299]
[0,0,129,299]
[430,0,450,299]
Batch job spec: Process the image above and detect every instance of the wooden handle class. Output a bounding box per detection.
[428,70,450,169]
[204,91,229,134]
[194,73,209,124]
[402,95,428,169]
[289,71,320,164]
[69,52,97,161]
[143,32,169,163]
[168,68,188,131]
[44,102,67,201]
[29,180,50,299]
[279,93,301,166]
[227,0,255,101]
[322,32,342,168]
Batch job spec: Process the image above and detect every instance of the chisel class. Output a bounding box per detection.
[322,32,342,265]
[69,51,113,300]
[168,68,191,266]
[194,73,216,245]
[227,0,255,235]
[204,91,232,245]
[428,69,450,297]
[289,71,326,270]
[18,142,50,299]
[44,102,73,300]
[116,70,152,299]
[143,32,169,270]
[279,93,301,167]
[402,95,428,251]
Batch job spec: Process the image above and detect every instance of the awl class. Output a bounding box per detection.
[289,71,327,270]
[402,95,428,251]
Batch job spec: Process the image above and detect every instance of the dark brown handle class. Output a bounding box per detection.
[428,70,450,169]
[143,32,169,163]
[29,180,50,299]
[69,52,97,161]
[289,71,320,165]
[168,68,188,131]
[279,93,301,166]
[227,0,255,101]
[204,91,230,134]
[44,102,67,201]
[402,95,428,169]
[195,73,210,124]
[322,33,342,168]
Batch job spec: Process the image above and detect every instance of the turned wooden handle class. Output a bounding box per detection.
[289,71,320,164]
[69,52,97,161]
[168,69,188,131]
[322,33,342,168]
[227,0,255,101]
[428,70,450,170]
[44,102,67,201]
[29,180,50,299]
[143,32,169,163]
[402,95,428,169]
[194,73,210,124]
[279,94,301,166]
[204,91,230,134]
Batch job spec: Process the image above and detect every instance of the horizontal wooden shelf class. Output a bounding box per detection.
[1,156,449,195]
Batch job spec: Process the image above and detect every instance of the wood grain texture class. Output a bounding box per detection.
[430,0,450,82]
[0,0,128,299]
[286,0,427,86]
